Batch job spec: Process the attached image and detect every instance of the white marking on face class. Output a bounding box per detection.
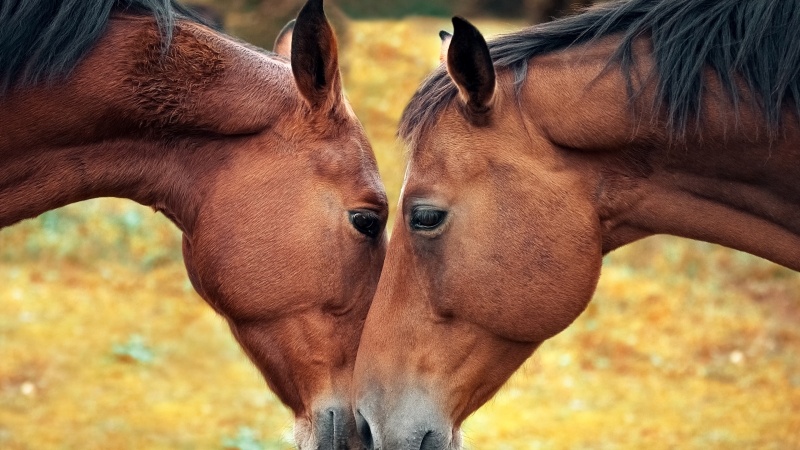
[398,160,412,207]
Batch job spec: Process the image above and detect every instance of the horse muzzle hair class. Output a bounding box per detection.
[355,389,461,450]
[293,403,361,450]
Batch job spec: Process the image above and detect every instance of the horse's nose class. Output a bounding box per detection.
[314,405,352,450]
[355,392,457,450]
[355,409,374,449]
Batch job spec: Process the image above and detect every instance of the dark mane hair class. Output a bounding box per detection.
[400,0,800,144]
[0,0,209,95]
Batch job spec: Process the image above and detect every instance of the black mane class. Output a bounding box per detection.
[0,0,209,95]
[400,0,800,144]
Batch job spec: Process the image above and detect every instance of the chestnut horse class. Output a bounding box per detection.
[0,0,386,448]
[354,0,800,448]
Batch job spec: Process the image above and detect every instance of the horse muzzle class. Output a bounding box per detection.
[355,389,461,450]
[296,404,360,450]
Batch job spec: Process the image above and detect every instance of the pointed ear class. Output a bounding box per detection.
[447,17,495,113]
[273,19,295,58]
[291,0,342,109]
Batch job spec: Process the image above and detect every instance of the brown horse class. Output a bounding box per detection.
[0,0,386,448]
[353,0,800,448]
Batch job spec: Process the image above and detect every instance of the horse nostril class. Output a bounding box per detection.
[419,430,436,450]
[355,410,374,450]
[328,408,337,448]
[318,406,348,450]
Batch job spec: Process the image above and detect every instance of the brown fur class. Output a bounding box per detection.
[126,22,225,130]
[0,12,385,450]
[354,29,800,449]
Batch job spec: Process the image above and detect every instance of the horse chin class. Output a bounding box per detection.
[443,426,464,450]
[292,419,316,450]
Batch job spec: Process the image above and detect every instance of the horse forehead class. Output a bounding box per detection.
[409,94,531,167]
[311,135,382,187]
[407,126,517,185]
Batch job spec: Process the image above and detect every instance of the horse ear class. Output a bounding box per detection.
[446,17,495,113]
[273,19,295,58]
[439,30,452,63]
[291,0,342,110]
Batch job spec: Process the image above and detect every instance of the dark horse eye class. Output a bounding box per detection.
[349,211,381,238]
[410,207,447,231]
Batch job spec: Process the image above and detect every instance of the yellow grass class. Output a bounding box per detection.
[1,18,799,450]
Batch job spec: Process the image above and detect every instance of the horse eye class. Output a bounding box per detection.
[349,211,381,238]
[410,207,447,231]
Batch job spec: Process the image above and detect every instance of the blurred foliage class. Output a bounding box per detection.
[1,13,799,450]
[221,426,283,450]
[337,0,453,18]
[112,334,156,364]
[187,0,349,50]
[0,201,182,270]
[188,0,597,49]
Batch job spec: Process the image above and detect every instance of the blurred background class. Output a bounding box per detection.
[2,1,799,449]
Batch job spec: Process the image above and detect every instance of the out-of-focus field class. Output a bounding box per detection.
[2,17,799,450]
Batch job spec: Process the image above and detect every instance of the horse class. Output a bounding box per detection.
[0,0,387,448]
[352,0,800,448]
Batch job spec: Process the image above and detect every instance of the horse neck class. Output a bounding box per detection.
[524,45,800,271]
[0,19,219,233]
[0,16,296,233]
[596,125,800,271]
[0,131,211,233]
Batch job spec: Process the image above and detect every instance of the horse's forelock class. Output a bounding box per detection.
[398,67,457,149]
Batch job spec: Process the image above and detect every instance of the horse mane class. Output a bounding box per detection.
[0,0,209,95]
[400,0,800,144]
